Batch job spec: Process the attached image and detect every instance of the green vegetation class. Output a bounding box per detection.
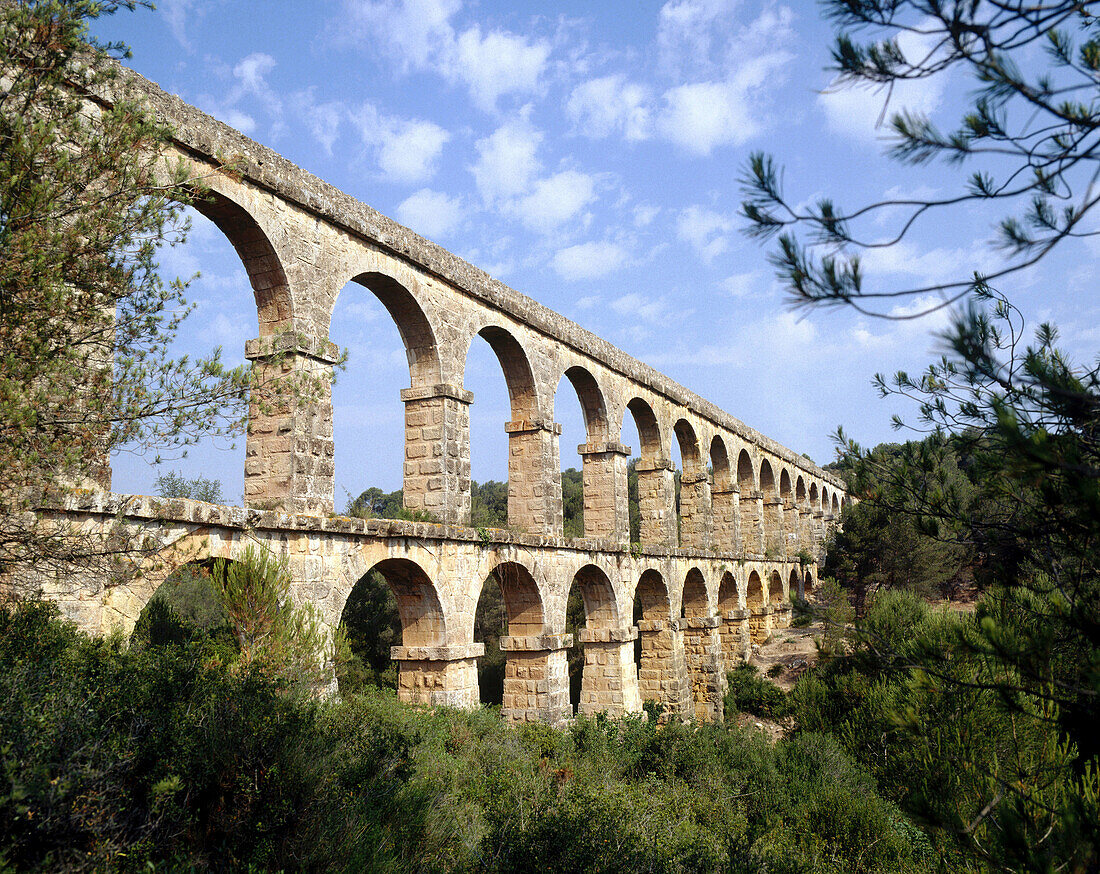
[1,601,938,873]
[153,470,224,504]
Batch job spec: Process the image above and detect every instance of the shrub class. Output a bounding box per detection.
[725,664,792,721]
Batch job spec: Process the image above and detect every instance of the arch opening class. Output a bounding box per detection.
[333,274,443,514]
[130,557,233,648]
[710,436,736,553]
[625,398,673,546]
[717,571,742,669]
[474,561,545,706]
[566,564,626,715]
[337,558,444,697]
[555,367,609,540]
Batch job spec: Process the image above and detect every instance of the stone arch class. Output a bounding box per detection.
[484,560,545,635]
[636,568,672,621]
[673,419,703,475]
[760,459,782,555]
[809,482,819,509]
[795,475,807,504]
[821,486,831,513]
[189,188,292,335]
[790,567,802,601]
[634,568,690,717]
[674,420,708,549]
[832,493,841,516]
[570,564,638,716]
[681,568,710,617]
[717,570,743,669]
[571,563,620,629]
[759,458,776,497]
[769,570,784,607]
[681,567,723,721]
[779,468,793,500]
[478,560,564,721]
[624,398,663,463]
[746,570,765,610]
[709,435,737,552]
[466,325,552,533]
[357,558,446,647]
[805,568,815,592]
[558,366,619,539]
[625,398,675,546]
[343,272,442,386]
[737,449,761,554]
[747,569,769,644]
[471,325,540,420]
[560,366,609,441]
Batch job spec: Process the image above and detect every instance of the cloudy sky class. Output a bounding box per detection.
[98,0,1100,507]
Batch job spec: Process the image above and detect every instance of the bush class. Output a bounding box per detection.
[725,664,792,721]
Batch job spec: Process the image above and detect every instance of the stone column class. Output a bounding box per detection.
[681,616,726,721]
[763,498,785,557]
[798,507,814,557]
[244,334,338,514]
[720,608,750,669]
[577,440,631,542]
[812,509,825,561]
[390,642,484,708]
[636,618,693,720]
[710,486,739,554]
[748,604,773,645]
[498,632,572,726]
[741,490,765,555]
[679,472,712,550]
[576,625,642,717]
[783,499,799,558]
[636,457,677,546]
[773,602,792,630]
[503,418,563,536]
[400,384,472,525]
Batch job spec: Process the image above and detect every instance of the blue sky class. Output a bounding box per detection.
[98,0,1100,507]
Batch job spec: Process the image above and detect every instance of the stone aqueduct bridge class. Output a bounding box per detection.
[45,70,848,727]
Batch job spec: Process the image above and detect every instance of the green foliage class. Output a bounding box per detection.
[153,469,224,503]
[560,467,583,538]
[336,570,400,694]
[725,664,792,721]
[0,1,254,575]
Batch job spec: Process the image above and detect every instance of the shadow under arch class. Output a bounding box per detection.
[790,567,802,601]
[769,569,785,608]
[345,271,442,386]
[555,366,611,539]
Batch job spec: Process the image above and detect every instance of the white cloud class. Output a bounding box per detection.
[159,0,202,50]
[677,206,734,260]
[470,119,543,203]
[396,188,465,239]
[552,241,629,281]
[513,171,596,234]
[449,26,551,112]
[722,270,767,298]
[818,26,948,143]
[220,109,256,135]
[350,104,451,183]
[337,0,550,111]
[633,204,659,227]
[658,0,738,74]
[658,80,758,155]
[339,0,461,70]
[567,75,651,141]
[610,292,669,323]
[292,90,343,154]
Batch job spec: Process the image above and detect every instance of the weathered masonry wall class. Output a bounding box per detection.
[40,495,820,725]
[102,66,848,547]
[24,68,851,725]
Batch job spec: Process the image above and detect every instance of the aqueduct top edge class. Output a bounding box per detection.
[109,63,844,491]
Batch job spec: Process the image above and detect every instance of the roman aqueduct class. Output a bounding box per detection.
[36,69,849,726]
